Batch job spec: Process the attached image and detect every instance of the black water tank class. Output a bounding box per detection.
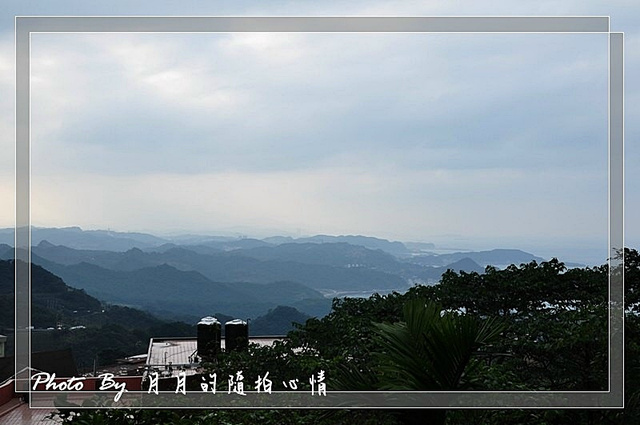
[197,316,221,359]
[225,319,248,352]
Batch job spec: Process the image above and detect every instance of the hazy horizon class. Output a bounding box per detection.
[4,223,608,266]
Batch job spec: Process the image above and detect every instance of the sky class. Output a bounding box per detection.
[0,1,638,266]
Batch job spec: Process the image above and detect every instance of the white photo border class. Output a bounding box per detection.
[14,16,624,408]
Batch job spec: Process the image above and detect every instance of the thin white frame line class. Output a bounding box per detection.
[619,30,625,407]
[29,31,611,34]
[26,32,614,395]
[16,16,622,408]
[607,30,611,394]
[15,15,612,18]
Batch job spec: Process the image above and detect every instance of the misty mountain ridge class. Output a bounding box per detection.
[27,239,488,286]
[2,227,566,329]
[35,260,329,320]
[2,226,425,255]
[1,226,552,266]
[32,243,409,292]
[405,249,546,268]
[2,231,550,294]
[0,226,167,251]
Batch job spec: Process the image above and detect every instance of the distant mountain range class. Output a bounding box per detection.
[25,242,408,290]
[262,235,413,256]
[36,260,329,319]
[0,259,153,332]
[1,227,553,320]
[1,226,548,265]
[404,249,546,268]
[0,227,415,254]
[0,227,167,251]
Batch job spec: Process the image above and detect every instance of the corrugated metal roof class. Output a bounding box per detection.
[146,337,284,368]
[147,338,198,367]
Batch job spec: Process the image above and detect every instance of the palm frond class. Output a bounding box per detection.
[372,298,505,391]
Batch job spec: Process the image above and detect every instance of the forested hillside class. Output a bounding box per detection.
[1,260,310,368]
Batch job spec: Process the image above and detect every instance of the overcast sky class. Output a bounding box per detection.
[0,1,638,265]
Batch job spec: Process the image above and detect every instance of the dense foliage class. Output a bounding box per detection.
[54,249,639,423]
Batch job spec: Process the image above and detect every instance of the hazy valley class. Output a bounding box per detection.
[1,226,548,323]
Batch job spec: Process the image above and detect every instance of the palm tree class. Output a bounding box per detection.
[374,298,504,391]
[336,298,504,425]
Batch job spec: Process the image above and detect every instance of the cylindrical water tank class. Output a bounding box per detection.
[197,316,221,359]
[225,319,248,352]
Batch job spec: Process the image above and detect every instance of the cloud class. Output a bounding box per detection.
[30,161,607,244]
[30,32,607,175]
[0,36,14,228]
[22,29,614,251]
[0,36,14,171]
[0,6,631,255]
